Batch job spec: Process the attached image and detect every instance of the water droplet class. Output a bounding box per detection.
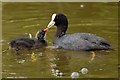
[38,52,43,56]
[80,5,84,8]
[81,68,88,74]
[59,72,63,76]
[71,72,79,78]
[99,68,103,71]
[51,69,55,73]
[55,70,59,73]
[56,72,59,76]
[50,63,57,68]
[51,69,55,72]
[17,60,25,64]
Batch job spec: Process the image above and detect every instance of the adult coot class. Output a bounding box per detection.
[45,13,112,50]
[9,29,47,51]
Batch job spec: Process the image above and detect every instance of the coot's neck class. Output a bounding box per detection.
[55,25,68,38]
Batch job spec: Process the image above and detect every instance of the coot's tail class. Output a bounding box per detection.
[100,42,113,50]
[86,42,113,51]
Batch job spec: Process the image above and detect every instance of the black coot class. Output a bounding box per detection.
[9,29,47,51]
[45,13,112,50]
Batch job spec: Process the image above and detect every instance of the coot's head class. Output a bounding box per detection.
[47,13,68,29]
[35,29,47,40]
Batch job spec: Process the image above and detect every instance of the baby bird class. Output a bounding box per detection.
[9,29,47,51]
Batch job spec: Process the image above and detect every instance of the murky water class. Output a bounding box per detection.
[2,2,118,78]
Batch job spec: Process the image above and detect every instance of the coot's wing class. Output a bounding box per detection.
[79,33,112,50]
[55,33,88,50]
[55,33,111,50]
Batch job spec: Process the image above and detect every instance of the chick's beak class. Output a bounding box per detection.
[44,19,55,32]
[43,27,49,32]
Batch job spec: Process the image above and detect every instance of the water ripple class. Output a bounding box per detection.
[4,18,38,23]
[23,24,40,28]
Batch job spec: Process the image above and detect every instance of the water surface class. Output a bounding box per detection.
[2,2,118,78]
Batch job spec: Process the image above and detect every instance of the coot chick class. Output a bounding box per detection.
[9,29,47,51]
[45,13,112,51]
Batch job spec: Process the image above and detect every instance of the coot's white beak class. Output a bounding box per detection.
[47,13,56,28]
[47,20,55,28]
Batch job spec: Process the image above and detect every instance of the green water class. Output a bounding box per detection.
[2,2,118,78]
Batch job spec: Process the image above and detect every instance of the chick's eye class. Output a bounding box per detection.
[39,34,44,38]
